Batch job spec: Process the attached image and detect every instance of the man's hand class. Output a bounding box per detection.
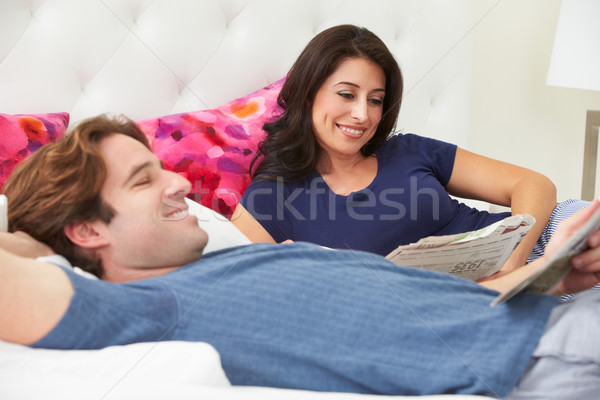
[0,231,55,258]
[480,199,600,297]
[546,199,600,296]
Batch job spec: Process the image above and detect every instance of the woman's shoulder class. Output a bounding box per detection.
[385,132,455,147]
[242,172,314,199]
[379,133,456,156]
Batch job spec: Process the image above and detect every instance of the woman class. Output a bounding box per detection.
[232,24,586,275]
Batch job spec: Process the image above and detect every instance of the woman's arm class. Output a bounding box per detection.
[481,199,600,296]
[447,148,557,273]
[231,203,277,243]
[0,247,73,345]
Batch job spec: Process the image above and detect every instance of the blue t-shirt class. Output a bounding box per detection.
[240,134,510,255]
[34,243,556,397]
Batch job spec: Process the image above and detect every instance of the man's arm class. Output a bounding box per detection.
[0,247,73,345]
[0,231,56,258]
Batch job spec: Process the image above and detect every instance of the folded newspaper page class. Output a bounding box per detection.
[491,205,600,306]
[385,214,535,281]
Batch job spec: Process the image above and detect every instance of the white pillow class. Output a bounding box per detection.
[185,197,251,253]
[0,194,7,232]
[0,339,230,398]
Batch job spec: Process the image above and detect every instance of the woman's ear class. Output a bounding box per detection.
[63,221,109,249]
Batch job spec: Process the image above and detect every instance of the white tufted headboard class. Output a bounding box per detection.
[1,0,474,148]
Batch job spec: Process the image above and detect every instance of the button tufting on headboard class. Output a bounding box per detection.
[0,0,474,147]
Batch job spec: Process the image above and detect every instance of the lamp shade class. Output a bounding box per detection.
[547,0,600,92]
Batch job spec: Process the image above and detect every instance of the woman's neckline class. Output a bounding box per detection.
[313,154,379,197]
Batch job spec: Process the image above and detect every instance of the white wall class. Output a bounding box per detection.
[470,0,600,201]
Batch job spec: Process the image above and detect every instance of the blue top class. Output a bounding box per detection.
[240,134,510,255]
[34,243,556,397]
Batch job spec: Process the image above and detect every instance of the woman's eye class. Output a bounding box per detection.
[369,98,384,106]
[337,92,354,100]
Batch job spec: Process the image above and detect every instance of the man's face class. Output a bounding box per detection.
[96,133,208,277]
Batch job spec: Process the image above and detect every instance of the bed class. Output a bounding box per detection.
[0,0,494,398]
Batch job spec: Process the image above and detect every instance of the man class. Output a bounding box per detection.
[1,114,599,398]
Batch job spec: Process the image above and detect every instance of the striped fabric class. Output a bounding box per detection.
[527,199,600,301]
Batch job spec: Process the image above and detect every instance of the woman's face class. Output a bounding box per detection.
[311,57,386,163]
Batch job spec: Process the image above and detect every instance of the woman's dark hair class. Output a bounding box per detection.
[251,24,403,181]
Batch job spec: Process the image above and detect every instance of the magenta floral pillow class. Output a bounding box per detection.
[0,112,70,192]
[138,77,285,218]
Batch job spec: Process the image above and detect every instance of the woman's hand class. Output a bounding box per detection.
[0,231,55,258]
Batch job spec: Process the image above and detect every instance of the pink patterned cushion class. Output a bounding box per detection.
[0,112,70,192]
[138,77,284,218]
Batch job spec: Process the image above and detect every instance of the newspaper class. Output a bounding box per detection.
[491,204,600,306]
[385,214,535,281]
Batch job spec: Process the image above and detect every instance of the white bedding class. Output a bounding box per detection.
[0,340,491,400]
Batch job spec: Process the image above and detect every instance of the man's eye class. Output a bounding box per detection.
[134,178,151,187]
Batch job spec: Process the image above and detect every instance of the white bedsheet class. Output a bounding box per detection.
[0,339,492,400]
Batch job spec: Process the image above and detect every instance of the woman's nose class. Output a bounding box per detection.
[350,100,368,121]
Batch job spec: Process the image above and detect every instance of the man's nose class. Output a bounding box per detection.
[163,170,192,200]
